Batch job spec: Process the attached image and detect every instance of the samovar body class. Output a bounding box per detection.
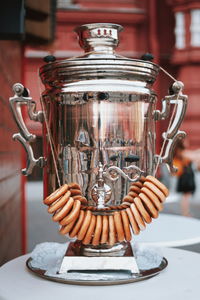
[10,23,187,206]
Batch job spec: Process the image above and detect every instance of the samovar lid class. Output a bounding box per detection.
[40,23,160,87]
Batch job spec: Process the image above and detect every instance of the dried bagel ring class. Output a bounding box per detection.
[59,219,76,235]
[143,181,166,203]
[68,183,81,190]
[60,200,81,225]
[126,207,140,235]
[108,215,117,246]
[123,195,134,203]
[70,189,82,196]
[43,184,68,205]
[52,197,74,222]
[130,202,146,230]
[146,175,169,197]
[128,191,138,198]
[139,192,159,219]
[120,203,130,209]
[83,214,96,245]
[77,210,92,240]
[120,210,131,241]
[129,185,141,194]
[109,205,118,210]
[72,195,88,205]
[134,197,152,224]
[100,215,109,244]
[59,200,81,226]
[114,211,125,242]
[92,215,103,246]
[86,206,96,211]
[121,202,131,207]
[139,176,146,182]
[69,210,85,238]
[141,186,163,211]
[130,181,143,188]
[48,190,71,214]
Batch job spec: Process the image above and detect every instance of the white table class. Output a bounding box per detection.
[0,248,199,300]
[134,213,200,247]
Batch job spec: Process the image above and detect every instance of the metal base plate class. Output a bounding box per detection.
[26,257,168,286]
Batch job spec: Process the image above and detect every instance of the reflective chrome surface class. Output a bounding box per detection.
[42,82,156,202]
[9,23,188,202]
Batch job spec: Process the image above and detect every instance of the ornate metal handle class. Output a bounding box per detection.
[9,83,45,175]
[154,81,188,173]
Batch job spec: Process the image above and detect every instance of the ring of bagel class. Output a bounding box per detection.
[43,175,168,246]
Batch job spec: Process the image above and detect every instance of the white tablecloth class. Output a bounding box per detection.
[134,213,200,247]
[0,248,199,300]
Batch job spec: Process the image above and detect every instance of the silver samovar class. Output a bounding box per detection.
[9,23,187,283]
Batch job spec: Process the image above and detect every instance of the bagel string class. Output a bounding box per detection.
[43,175,169,246]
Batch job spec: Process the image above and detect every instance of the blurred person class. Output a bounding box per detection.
[173,139,196,217]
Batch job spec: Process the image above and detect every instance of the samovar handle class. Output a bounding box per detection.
[9,83,45,175]
[154,81,188,173]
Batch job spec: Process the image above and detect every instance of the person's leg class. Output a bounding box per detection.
[181,192,192,217]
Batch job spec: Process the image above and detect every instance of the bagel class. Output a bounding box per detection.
[100,215,109,244]
[59,219,76,235]
[83,214,96,245]
[114,211,125,242]
[130,202,146,230]
[143,181,166,202]
[59,200,81,225]
[123,195,134,203]
[72,195,88,205]
[120,210,131,241]
[70,189,82,196]
[43,184,68,205]
[130,181,143,188]
[68,183,81,190]
[139,192,159,219]
[52,197,74,222]
[126,207,140,235]
[141,186,163,211]
[145,175,169,197]
[129,185,141,194]
[48,190,71,214]
[77,210,92,240]
[134,197,152,224]
[69,210,85,238]
[108,215,117,246]
[92,215,103,246]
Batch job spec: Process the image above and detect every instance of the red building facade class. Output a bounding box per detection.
[0,41,23,265]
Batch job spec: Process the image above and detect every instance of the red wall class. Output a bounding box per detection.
[0,41,24,265]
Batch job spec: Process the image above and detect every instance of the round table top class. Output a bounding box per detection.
[0,248,200,300]
[134,213,200,247]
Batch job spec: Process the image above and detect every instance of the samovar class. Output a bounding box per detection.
[9,23,187,283]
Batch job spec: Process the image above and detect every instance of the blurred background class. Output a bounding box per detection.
[1,0,200,266]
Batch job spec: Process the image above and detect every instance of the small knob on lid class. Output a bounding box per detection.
[43,55,56,63]
[74,23,123,54]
